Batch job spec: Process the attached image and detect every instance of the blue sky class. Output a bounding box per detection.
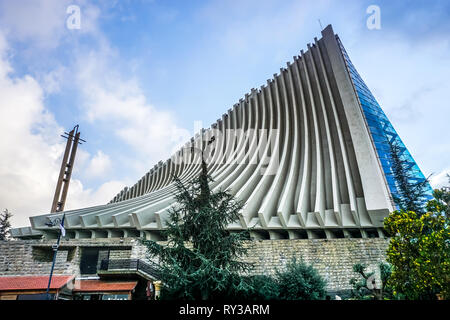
[0,0,449,227]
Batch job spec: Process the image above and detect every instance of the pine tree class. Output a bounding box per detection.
[141,157,253,300]
[388,141,430,214]
[0,209,13,240]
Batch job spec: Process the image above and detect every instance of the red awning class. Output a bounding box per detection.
[0,275,74,291]
[72,280,138,292]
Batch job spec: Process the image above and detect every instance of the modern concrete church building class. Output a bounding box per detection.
[12,25,430,241]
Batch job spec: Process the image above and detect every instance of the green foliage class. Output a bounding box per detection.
[224,275,280,300]
[0,209,12,240]
[141,159,252,300]
[384,148,449,300]
[141,157,327,300]
[275,257,327,300]
[426,174,450,219]
[349,263,393,300]
[388,141,430,214]
[235,259,326,300]
[142,154,325,300]
[244,275,280,300]
[384,208,450,300]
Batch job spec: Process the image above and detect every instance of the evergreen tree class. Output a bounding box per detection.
[141,158,253,300]
[0,209,13,240]
[388,140,430,214]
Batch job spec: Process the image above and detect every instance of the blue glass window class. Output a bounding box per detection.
[336,36,433,207]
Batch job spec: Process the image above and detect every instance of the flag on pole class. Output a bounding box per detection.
[59,214,66,237]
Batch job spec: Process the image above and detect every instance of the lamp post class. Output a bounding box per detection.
[45,214,65,300]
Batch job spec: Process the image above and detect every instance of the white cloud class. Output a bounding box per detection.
[347,29,450,179]
[84,150,112,179]
[0,32,124,228]
[66,179,126,210]
[0,1,191,228]
[0,0,100,49]
[75,43,191,167]
[0,32,62,227]
[40,65,67,94]
[430,169,450,189]
[0,0,69,48]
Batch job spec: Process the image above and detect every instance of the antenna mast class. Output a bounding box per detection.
[318,19,324,30]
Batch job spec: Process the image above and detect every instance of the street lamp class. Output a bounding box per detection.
[44,214,65,300]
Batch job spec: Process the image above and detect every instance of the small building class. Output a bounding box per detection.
[0,275,74,300]
[72,280,138,300]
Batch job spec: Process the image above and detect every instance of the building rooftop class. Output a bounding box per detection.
[72,280,138,292]
[0,275,74,291]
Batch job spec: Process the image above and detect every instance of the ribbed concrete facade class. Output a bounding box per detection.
[13,25,428,241]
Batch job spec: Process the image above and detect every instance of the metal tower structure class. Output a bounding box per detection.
[50,125,85,213]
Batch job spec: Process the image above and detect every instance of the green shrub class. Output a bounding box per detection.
[238,275,280,300]
[384,209,450,300]
[276,258,326,300]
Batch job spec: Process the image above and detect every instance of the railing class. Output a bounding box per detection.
[99,258,161,279]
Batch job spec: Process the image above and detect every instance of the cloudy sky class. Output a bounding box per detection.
[0,0,449,227]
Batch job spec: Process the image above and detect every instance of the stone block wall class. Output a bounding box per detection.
[242,238,389,291]
[0,238,389,292]
[0,240,78,276]
[0,238,135,277]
